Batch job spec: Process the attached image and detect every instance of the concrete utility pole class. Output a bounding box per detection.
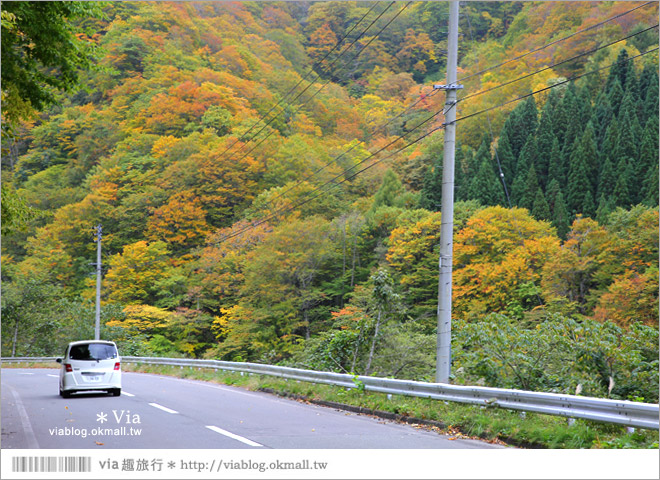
[94,224,103,340]
[435,1,461,384]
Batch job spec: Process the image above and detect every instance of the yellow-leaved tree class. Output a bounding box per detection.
[105,240,172,305]
[453,206,560,319]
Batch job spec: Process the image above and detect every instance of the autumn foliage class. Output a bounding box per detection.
[2,1,657,400]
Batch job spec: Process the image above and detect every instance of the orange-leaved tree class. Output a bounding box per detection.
[146,190,210,250]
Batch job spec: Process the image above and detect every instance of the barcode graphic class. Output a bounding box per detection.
[12,456,91,473]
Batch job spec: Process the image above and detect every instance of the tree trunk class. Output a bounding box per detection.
[341,221,347,307]
[365,309,381,375]
[351,320,366,373]
[304,308,310,340]
[350,232,357,288]
[12,318,19,357]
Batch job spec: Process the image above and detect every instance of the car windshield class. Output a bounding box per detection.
[69,343,117,361]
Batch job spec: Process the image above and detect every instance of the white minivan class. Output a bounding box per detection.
[57,340,121,397]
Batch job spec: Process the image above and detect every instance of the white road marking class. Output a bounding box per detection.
[4,383,39,448]
[206,425,263,447]
[122,391,135,397]
[47,374,58,378]
[17,373,34,375]
[149,402,178,414]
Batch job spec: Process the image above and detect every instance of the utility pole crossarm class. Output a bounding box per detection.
[433,84,464,90]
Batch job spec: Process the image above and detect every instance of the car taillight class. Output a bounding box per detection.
[114,362,121,371]
[64,364,72,372]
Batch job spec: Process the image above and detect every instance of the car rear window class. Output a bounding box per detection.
[69,343,117,361]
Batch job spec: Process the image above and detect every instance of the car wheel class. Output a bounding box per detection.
[111,388,121,397]
[60,389,71,398]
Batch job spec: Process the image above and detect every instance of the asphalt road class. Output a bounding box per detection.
[1,367,505,449]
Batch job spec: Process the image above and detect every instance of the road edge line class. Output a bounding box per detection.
[205,425,263,447]
[4,383,40,448]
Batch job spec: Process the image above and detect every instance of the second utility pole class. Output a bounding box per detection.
[436,0,461,384]
[94,224,103,340]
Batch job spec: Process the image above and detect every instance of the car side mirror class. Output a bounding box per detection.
[56,358,62,364]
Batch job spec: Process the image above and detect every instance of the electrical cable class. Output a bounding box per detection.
[459,24,659,105]
[265,88,442,209]
[462,6,513,209]
[459,1,655,82]
[216,46,658,244]
[230,2,412,170]
[219,122,445,243]
[211,2,387,163]
[454,47,658,126]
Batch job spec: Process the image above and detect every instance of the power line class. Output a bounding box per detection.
[454,47,658,126]
[265,88,442,209]
[459,1,655,83]
[462,5,512,209]
[463,5,541,310]
[220,3,396,168]
[459,17,658,202]
[211,2,387,164]
[269,6,659,218]
[220,90,447,241]
[218,46,658,244]
[219,122,445,243]
[230,2,412,170]
[459,24,659,105]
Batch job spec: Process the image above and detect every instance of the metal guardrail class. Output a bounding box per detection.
[3,356,658,430]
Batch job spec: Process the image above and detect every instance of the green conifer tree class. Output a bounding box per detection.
[468,139,503,206]
[546,137,564,186]
[600,117,619,168]
[641,70,659,125]
[582,190,595,218]
[560,107,583,173]
[545,178,561,212]
[372,169,404,210]
[642,162,659,207]
[606,49,631,93]
[615,93,640,168]
[611,158,632,208]
[624,63,640,104]
[520,164,540,211]
[577,122,599,195]
[596,194,614,224]
[577,85,593,125]
[420,159,442,211]
[597,155,616,200]
[591,92,613,148]
[531,187,551,221]
[607,78,625,118]
[500,96,538,161]
[549,88,568,147]
[535,107,557,190]
[510,136,537,205]
[494,132,516,190]
[552,190,570,239]
[566,142,593,215]
[455,145,475,202]
[639,63,657,101]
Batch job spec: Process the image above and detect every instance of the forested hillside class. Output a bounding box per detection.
[1,1,658,402]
